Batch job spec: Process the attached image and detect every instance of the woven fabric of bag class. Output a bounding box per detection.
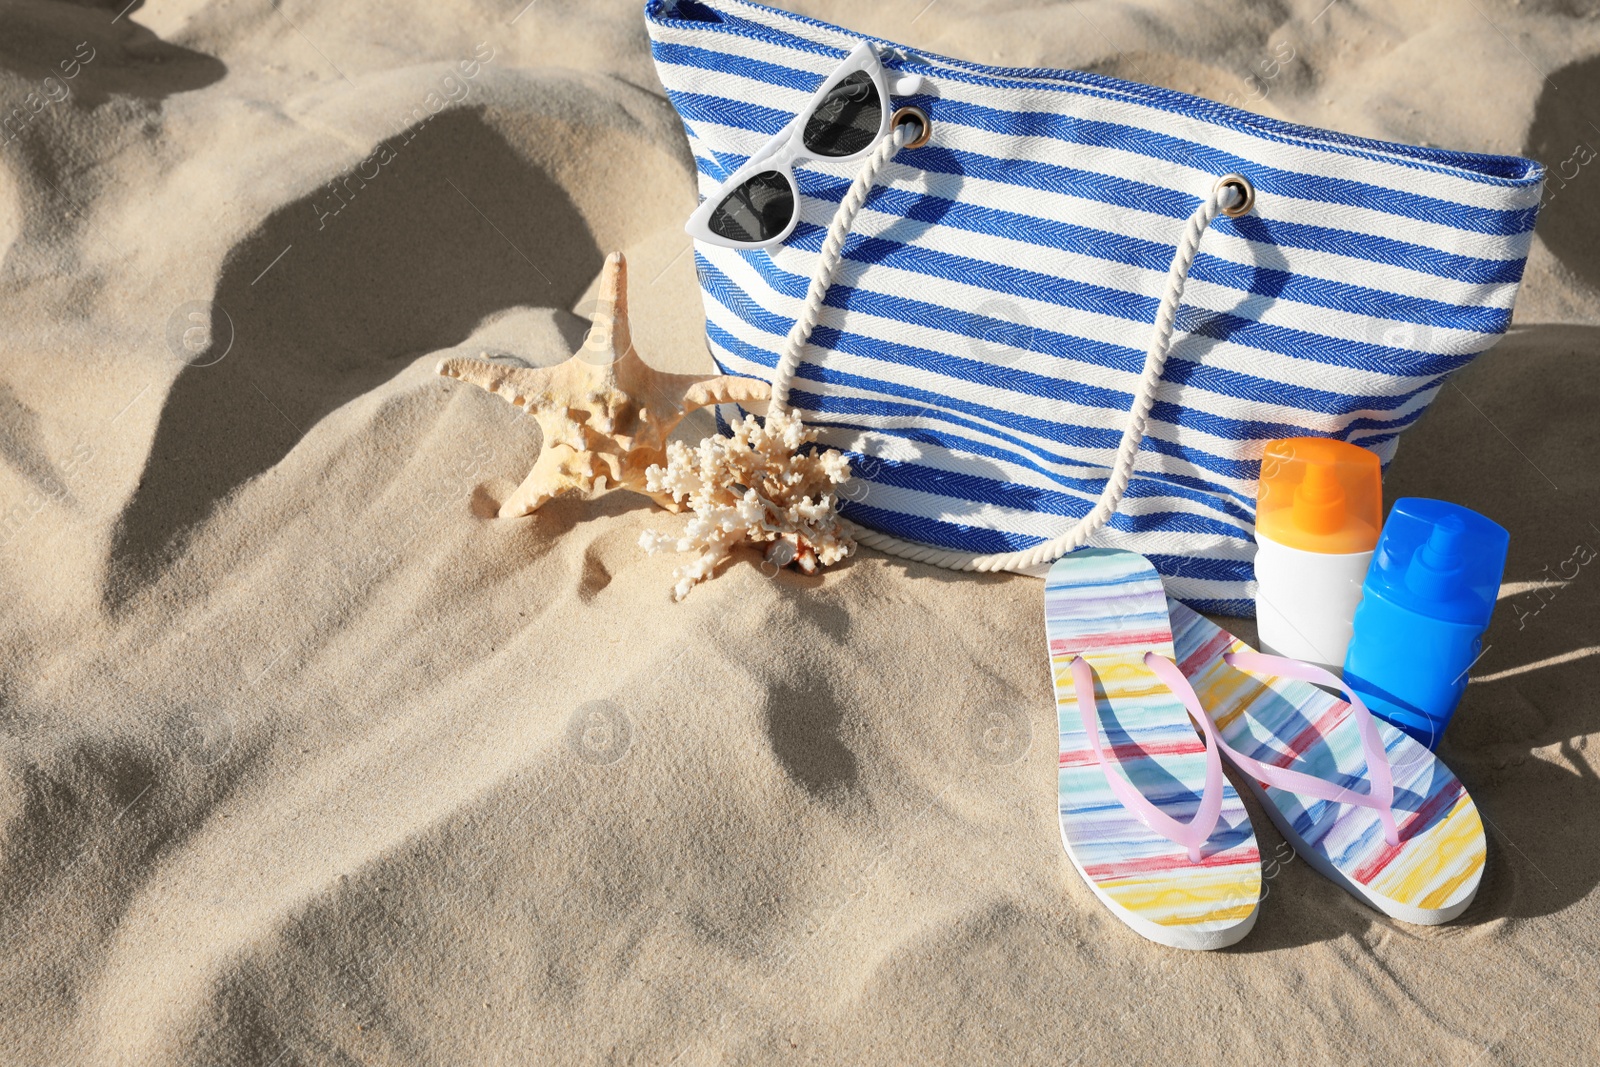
[645,0,1544,615]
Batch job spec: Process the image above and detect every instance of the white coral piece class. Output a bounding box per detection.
[639,410,855,599]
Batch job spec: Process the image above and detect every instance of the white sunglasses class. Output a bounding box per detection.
[684,42,927,251]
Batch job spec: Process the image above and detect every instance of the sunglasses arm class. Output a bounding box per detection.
[888,72,925,97]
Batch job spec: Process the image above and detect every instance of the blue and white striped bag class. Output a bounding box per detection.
[645,0,1543,614]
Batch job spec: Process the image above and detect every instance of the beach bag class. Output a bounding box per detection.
[644,0,1543,614]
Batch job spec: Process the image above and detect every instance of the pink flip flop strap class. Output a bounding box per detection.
[1068,653,1226,863]
[1198,650,1400,847]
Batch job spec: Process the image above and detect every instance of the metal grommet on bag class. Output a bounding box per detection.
[891,105,932,149]
[1216,173,1255,217]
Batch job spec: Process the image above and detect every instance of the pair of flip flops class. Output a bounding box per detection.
[1047,548,1486,950]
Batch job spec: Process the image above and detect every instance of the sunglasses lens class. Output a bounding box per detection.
[706,170,795,245]
[802,70,881,157]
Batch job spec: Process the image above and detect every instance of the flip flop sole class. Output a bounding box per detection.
[1170,601,1485,925]
[1048,549,1261,950]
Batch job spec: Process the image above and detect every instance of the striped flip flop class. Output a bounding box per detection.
[1047,549,1262,950]
[1169,600,1486,925]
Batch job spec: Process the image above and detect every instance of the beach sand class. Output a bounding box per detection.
[1,0,1597,1063]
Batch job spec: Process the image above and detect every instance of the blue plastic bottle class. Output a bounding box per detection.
[1343,499,1509,749]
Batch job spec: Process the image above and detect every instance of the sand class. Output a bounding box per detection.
[1,0,1597,1063]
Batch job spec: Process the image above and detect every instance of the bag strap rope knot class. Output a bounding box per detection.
[766,119,1250,573]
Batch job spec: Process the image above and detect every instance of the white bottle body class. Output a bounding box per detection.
[1253,532,1373,676]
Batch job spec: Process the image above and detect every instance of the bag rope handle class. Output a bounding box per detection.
[766,120,1246,574]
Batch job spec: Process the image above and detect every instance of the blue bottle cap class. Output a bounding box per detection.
[1364,498,1509,627]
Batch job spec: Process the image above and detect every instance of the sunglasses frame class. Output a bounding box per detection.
[685,41,924,251]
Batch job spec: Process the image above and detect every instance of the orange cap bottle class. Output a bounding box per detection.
[1253,437,1383,673]
[1257,437,1383,554]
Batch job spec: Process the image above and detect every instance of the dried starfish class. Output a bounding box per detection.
[437,252,771,516]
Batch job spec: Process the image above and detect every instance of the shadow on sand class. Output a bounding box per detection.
[108,107,603,608]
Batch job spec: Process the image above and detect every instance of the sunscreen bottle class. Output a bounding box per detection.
[1253,438,1383,675]
[1343,499,1509,749]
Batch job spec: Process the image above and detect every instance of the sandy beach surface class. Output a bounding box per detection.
[2,0,1597,1063]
